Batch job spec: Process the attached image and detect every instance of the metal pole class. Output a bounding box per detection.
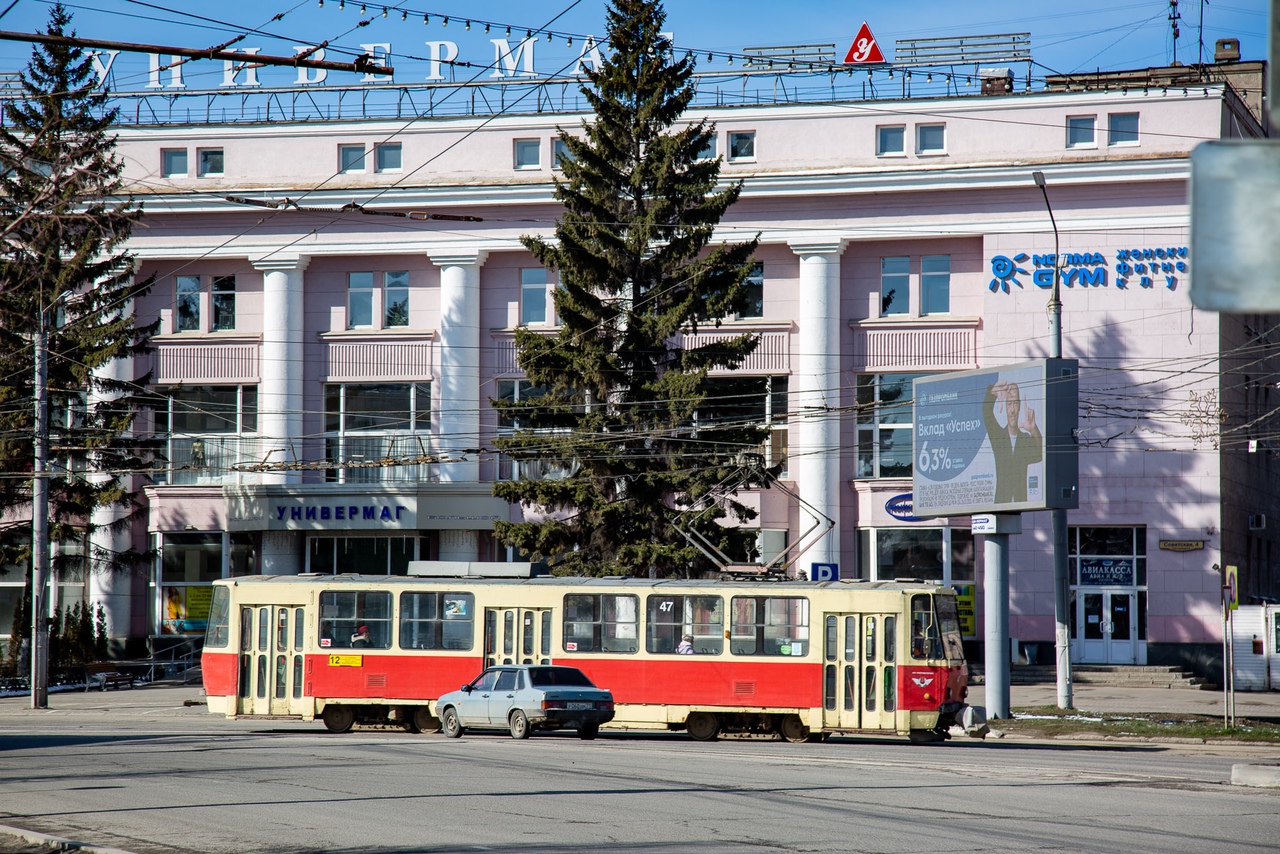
[1033,171,1074,711]
[30,318,49,709]
[983,531,1010,719]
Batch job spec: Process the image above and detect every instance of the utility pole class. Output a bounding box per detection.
[1033,171,1074,711]
[30,309,49,709]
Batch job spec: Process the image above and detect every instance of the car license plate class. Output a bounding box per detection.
[566,702,593,710]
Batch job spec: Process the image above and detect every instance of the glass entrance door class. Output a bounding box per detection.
[1078,591,1137,664]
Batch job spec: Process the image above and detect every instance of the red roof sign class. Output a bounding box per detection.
[843,22,886,64]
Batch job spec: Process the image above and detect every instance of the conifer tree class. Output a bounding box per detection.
[493,0,767,578]
[0,5,156,619]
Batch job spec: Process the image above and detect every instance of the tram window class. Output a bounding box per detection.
[844,664,856,710]
[844,616,857,659]
[292,655,302,698]
[645,595,723,654]
[275,654,286,697]
[825,615,837,661]
[865,616,876,661]
[276,608,288,652]
[257,608,269,652]
[399,592,474,650]
[730,596,809,656]
[824,664,836,710]
[884,665,896,712]
[865,666,876,711]
[911,594,943,660]
[884,615,896,663]
[256,656,266,699]
[934,595,966,661]
[504,611,514,656]
[318,590,392,649]
[562,594,639,653]
[540,611,551,658]
[294,608,305,651]
[205,586,231,648]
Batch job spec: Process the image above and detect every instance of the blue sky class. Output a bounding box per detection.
[0,0,1268,90]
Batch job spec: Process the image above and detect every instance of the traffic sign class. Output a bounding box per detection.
[1224,564,1239,611]
[843,22,886,64]
[811,562,838,582]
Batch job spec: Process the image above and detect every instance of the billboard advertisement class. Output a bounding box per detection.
[912,359,1079,517]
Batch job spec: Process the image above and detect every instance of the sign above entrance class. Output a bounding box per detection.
[843,22,886,64]
[1079,558,1135,586]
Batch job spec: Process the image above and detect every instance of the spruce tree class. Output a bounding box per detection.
[493,0,766,578]
[0,5,157,617]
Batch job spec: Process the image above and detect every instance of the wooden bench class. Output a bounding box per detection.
[84,663,134,691]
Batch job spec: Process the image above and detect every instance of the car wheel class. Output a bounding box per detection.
[509,709,531,739]
[685,711,720,741]
[322,704,355,734]
[779,714,811,744]
[412,706,441,734]
[578,723,599,740]
[441,707,464,739]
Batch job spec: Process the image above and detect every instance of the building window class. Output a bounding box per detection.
[384,271,409,327]
[876,125,905,156]
[740,262,764,318]
[495,379,578,481]
[921,255,950,315]
[696,134,717,160]
[730,596,809,656]
[553,139,575,169]
[154,385,258,485]
[880,257,909,316]
[520,267,550,325]
[1108,112,1139,146]
[309,536,416,576]
[728,131,756,161]
[339,144,366,173]
[700,375,788,475]
[348,272,374,328]
[1066,115,1096,148]
[514,138,541,169]
[176,275,201,331]
[161,148,187,177]
[916,124,945,154]
[856,372,926,478]
[197,148,223,177]
[323,383,431,483]
[211,275,236,331]
[562,593,639,653]
[857,527,975,583]
[375,142,401,172]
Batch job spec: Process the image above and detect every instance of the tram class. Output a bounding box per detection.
[201,562,969,742]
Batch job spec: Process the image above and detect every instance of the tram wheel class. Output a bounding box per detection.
[509,710,532,739]
[441,707,463,738]
[685,712,720,741]
[322,704,355,734]
[410,706,441,734]
[779,714,811,744]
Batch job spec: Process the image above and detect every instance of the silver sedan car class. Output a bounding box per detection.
[435,665,615,739]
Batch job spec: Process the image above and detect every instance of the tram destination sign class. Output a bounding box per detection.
[912,359,1079,517]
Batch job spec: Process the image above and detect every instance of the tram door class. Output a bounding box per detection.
[822,614,863,731]
[484,607,552,667]
[237,604,301,716]
[858,613,899,731]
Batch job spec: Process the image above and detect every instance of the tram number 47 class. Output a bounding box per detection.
[329,655,363,667]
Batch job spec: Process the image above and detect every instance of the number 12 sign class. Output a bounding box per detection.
[843,22,886,65]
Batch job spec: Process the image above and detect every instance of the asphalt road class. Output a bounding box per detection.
[1,688,1279,854]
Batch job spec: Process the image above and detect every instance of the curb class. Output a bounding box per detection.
[1231,763,1280,788]
[0,823,141,854]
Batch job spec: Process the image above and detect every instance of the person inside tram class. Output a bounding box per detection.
[677,634,695,654]
[351,625,371,647]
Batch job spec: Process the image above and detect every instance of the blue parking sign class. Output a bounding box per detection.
[811,563,838,582]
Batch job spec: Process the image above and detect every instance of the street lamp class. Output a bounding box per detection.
[1032,170,1074,710]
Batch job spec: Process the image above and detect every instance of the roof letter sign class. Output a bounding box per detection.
[843,22,886,64]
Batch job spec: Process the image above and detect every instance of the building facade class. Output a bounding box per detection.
[3,53,1276,678]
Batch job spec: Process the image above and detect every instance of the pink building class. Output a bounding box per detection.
[4,48,1275,682]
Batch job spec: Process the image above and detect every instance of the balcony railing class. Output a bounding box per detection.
[323,434,432,484]
[156,435,260,485]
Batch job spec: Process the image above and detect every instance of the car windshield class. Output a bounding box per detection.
[527,666,594,688]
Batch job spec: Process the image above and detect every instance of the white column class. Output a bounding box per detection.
[253,255,309,486]
[428,248,487,561]
[429,249,486,483]
[788,239,846,571]
[89,337,134,646]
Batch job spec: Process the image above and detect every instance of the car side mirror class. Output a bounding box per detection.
[461,685,472,693]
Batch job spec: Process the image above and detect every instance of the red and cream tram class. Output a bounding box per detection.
[201,563,969,742]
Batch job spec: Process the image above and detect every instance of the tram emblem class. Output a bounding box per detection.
[911,675,935,688]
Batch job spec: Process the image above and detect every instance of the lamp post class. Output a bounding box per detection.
[1032,170,1074,711]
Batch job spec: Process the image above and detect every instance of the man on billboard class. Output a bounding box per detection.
[983,379,1043,504]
